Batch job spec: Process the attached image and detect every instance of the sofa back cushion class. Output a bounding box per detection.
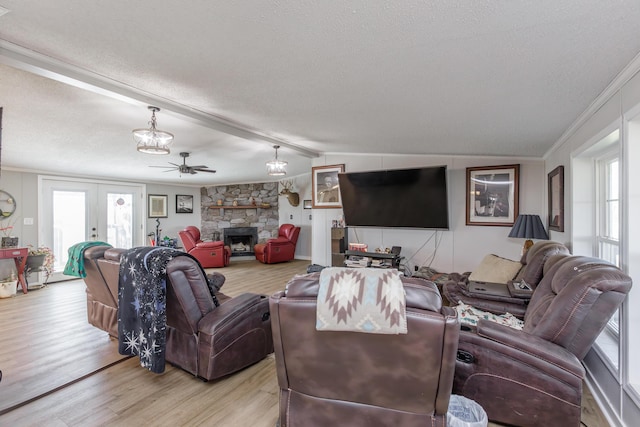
[523,255,631,359]
[468,254,522,284]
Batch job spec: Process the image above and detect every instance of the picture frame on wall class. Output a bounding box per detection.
[312,164,345,209]
[148,194,168,218]
[548,165,564,232]
[466,164,520,226]
[303,199,312,209]
[176,194,194,214]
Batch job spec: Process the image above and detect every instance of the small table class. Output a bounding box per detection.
[0,247,29,294]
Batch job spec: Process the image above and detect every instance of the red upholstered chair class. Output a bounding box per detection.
[254,223,301,264]
[178,226,231,268]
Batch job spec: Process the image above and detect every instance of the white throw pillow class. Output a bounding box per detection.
[468,254,522,284]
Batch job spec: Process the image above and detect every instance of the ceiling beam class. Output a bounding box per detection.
[0,39,319,158]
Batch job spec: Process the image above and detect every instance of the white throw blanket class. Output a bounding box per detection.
[316,267,407,334]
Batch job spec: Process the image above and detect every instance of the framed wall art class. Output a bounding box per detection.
[176,194,194,214]
[548,165,564,232]
[312,164,345,209]
[303,199,312,209]
[466,164,520,226]
[148,194,168,218]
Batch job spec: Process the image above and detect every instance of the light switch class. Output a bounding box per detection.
[23,217,34,225]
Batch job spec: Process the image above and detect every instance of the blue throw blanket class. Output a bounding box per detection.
[117,246,220,373]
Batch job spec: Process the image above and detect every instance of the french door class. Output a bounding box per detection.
[39,177,145,282]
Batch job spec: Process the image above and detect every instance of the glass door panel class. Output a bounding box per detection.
[52,190,88,273]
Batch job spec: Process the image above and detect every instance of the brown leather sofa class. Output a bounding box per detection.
[453,255,632,427]
[254,223,301,264]
[82,247,273,380]
[442,241,570,318]
[270,272,460,427]
[83,245,119,337]
[178,226,231,268]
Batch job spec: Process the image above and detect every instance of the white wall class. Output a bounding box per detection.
[277,173,312,260]
[145,183,200,245]
[544,58,640,426]
[310,153,545,273]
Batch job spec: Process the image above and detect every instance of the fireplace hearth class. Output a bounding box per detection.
[223,227,259,257]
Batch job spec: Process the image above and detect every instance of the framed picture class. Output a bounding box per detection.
[303,199,312,209]
[466,164,520,226]
[176,194,194,214]
[148,194,168,218]
[312,164,345,208]
[548,165,564,232]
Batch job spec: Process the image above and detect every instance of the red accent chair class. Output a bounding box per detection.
[254,224,301,264]
[178,226,231,268]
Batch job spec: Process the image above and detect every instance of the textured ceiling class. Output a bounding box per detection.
[1,1,640,185]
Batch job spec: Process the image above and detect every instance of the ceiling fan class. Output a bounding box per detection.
[150,152,216,175]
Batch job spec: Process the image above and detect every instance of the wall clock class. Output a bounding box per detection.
[0,190,17,218]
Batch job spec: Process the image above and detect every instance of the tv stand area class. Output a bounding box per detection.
[344,250,401,269]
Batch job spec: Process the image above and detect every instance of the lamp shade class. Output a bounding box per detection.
[508,214,549,240]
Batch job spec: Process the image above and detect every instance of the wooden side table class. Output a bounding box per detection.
[0,247,29,294]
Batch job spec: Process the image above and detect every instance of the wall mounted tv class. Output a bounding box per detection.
[338,166,449,229]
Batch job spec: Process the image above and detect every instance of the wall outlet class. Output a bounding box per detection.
[290,214,293,220]
[414,265,419,271]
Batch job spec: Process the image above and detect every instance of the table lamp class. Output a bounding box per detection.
[508,214,549,254]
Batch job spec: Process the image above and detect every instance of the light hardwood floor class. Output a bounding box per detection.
[0,259,609,426]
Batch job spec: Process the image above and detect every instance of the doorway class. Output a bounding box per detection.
[39,177,145,282]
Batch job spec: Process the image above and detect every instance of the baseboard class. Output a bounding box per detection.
[584,365,623,427]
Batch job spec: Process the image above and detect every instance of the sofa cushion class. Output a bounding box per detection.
[468,254,522,284]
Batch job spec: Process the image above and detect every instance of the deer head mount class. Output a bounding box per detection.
[279,180,300,207]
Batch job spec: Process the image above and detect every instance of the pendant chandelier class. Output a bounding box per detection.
[266,145,288,176]
[132,106,174,154]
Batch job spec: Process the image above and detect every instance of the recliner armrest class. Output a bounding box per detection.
[194,241,224,249]
[507,281,533,299]
[476,320,583,376]
[198,293,268,335]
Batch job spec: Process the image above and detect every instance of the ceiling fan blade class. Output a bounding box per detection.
[189,165,208,169]
[168,162,181,167]
[195,168,217,173]
[149,165,178,170]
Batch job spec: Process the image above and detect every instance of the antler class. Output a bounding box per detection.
[280,179,294,191]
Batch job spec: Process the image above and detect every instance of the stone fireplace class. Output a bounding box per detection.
[223,227,259,257]
[200,183,280,247]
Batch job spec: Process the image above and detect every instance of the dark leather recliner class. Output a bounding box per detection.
[178,226,231,268]
[443,241,570,318]
[254,223,300,264]
[270,272,460,427]
[453,255,632,427]
[165,255,274,380]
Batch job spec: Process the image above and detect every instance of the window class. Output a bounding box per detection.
[573,129,621,373]
[597,153,620,340]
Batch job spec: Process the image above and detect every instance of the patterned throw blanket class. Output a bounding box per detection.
[63,240,112,278]
[316,267,407,335]
[117,246,186,373]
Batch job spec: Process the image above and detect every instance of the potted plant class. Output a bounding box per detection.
[26,245,55,283]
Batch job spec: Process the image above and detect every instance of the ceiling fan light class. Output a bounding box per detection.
[133,106,174,155]
[266,145,287,176]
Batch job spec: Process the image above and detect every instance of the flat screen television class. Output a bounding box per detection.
[338,166,449,229]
